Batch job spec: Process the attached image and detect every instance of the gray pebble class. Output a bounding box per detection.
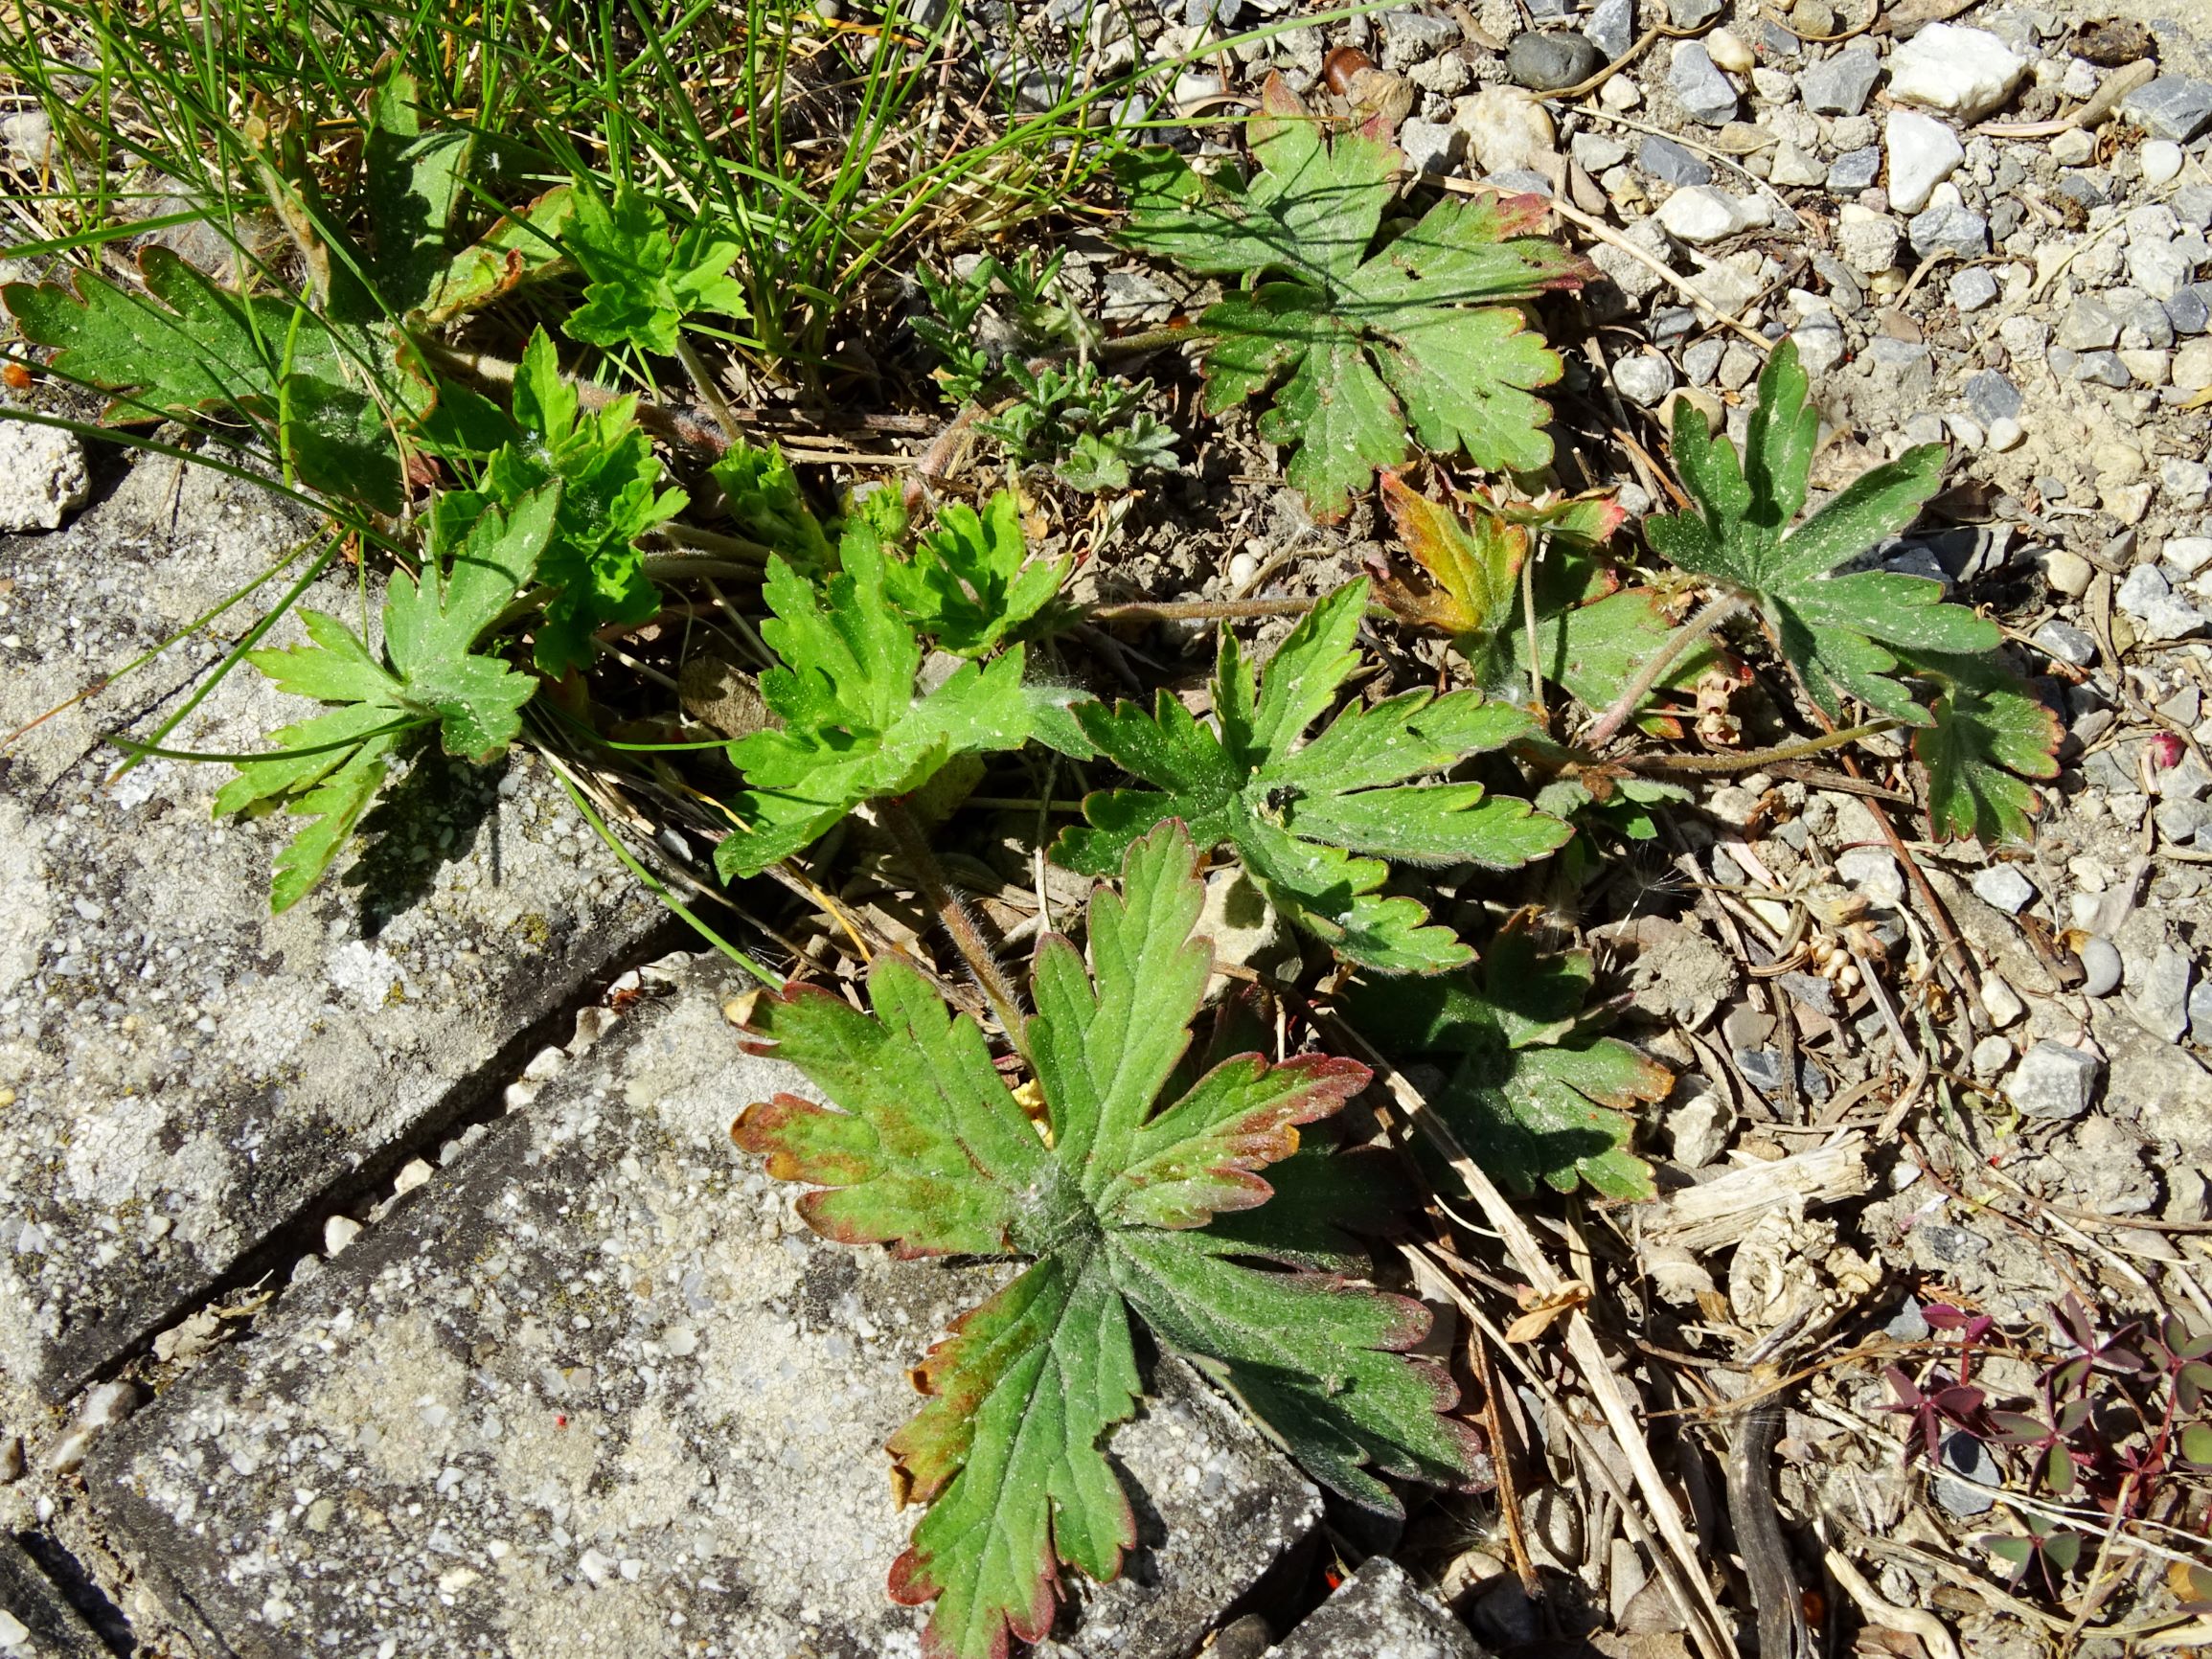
[1669,40,1739,125]
[1585,0,1635,61]
[2080,936,2123,997]
[1508,30,1602,91]
[2007,1040,2103,1120]
[1827,146,1881,193]
[1799,45,1881,117]
[1972,864,2036,914]
[1639,132,1713,187]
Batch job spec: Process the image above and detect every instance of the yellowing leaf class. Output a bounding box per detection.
[732,823,1480,1659]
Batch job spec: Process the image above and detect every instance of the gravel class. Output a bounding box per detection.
[1972,865,2037,914]
[1885,25,2024,124]
[2007,1041,2105,1120]
[1884,109,1964,215]
[1798,46,1881,117]
[1667,40,1738,125]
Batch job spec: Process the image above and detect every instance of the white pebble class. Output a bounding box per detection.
[324,1216,364,1257]
[1706,27,1753,74]
[1972,864,2036,914]
[2143,140,2185,188]
[1986,417,2023,451]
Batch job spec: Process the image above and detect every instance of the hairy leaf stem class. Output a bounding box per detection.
[878,795,1028,1046]
[1581,593,1745,749]
[1624,719,1903,775]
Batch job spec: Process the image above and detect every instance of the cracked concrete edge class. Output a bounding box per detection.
[0,1534,109,1659]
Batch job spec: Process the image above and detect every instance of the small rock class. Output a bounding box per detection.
[1885,110,1964,216]
[1613,352,1677,405]
[1585,0,1636,61]
[1572,132,1630,172]
[1949,266,1999,311]
[1836,205,1903,274]
[1767,141,1824,189]
[1963,369,2022,425]
[2041,551,2093,600]
[2167,537,2212,576]
[80,1380,140,1432]
[1971,1034,2015,1077]
[1669,40,1740,126]
[2118,565,2210,641]
[1639,132,1713,187]
[2007,1040,2103,1120]
[1454,86,1558,175]
[1909,203,1987,261]
[1398,118,1465,174]
[1656,184,1756,243]
[2051,127,2098,169]
[2127,945,2197,1042]
[0,415,91,533]
[1508,31,1603,92]
[1980,974,2025,1029]
[1795,315,1846,374]
[2058,295,2122,352]
[2144,140,2186,189]
[1826,146,1881,195]
[1888,24,2026,124]
[1972,864,2036,914]
[1836,847,1905,907]
[1666,0,1722,27]
[1668,1089,1734,1169]
[1705,26,1753,74]
[1987,417,2023,451]
[2081,936,2124,997]
[1800,46,1881,117]
[2125,78,2212,145]
[1935,1431,2001,1516]
[325,1215,364,1256]
[2178,338,2212,395]
[1791,0,1836,36]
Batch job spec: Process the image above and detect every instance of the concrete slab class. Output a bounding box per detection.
[86,959,1321,1658]
[0,1536,107,1659]
[0,457,664,1400]
[1268,1557,1483,1658]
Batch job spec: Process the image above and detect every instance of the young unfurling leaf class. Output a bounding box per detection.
[713,512,1089,879]
[478,328,686,675]
[1643,337,1998,724]
[1345,926,1666,1200]
[560,182,748,356]
[1055,580,1569,974]
[883,490,1069,656]
[217,485,561,910]
[709,438,837,572]
[733,822,1481,1659]
[1117,75,1589,520]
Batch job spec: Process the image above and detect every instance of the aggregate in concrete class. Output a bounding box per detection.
[0,458,663,1400]
[0,1535,108,1659]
